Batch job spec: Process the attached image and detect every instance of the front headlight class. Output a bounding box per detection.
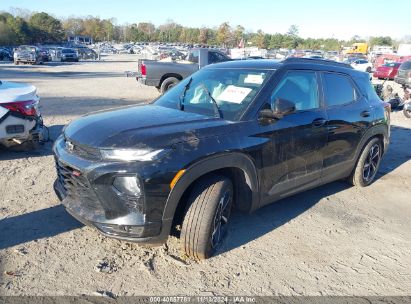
[100,148,167,161]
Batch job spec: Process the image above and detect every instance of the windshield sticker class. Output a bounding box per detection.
[217,85,252,104]
[244,74,264,85]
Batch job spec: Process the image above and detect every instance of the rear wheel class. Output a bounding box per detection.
[160,77,179,94]
[366,67,372,73]
[404,107,411,118]
[349,138,382,187]
[180,175,233,260]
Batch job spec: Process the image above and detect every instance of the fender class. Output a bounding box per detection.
[162,152,259,221]
[354,123,389,162]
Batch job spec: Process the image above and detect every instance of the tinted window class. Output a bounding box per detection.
[271,71,319,111]
[352,73,380,101]
[399,61,411,70]
[208,52,227,64]
[323,73,356,106]
[188,50,199,63]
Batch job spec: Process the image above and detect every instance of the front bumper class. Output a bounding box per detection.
[53,136,170,245]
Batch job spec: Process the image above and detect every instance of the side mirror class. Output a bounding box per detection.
[259,98,296,120]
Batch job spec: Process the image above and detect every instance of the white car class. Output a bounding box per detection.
[351,59,373,73]
[0,80,44,149]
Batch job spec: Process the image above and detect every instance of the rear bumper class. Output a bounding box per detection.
[0,114,44,146]
[136,76,160,87]
[52,136,170,245]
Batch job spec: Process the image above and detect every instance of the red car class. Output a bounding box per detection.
[373,62,401,79]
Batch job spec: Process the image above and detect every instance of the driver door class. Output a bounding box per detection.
[258,70,328,206]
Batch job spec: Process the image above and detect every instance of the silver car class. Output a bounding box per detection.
[61,48,79,62]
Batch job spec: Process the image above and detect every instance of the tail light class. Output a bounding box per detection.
[1,100,39,116]
[141,64,146,77]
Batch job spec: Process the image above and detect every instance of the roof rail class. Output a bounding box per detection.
[283,57,353,69]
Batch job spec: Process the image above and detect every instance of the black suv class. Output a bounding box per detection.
[53,58,390,260]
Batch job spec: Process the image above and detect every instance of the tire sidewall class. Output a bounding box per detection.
[354,138,382,187]
[181,176,233,260]
[203,179,233,257]
[160,77,179,94]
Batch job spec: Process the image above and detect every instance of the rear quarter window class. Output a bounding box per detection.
[352,73,381,101]
[322,73,356,107]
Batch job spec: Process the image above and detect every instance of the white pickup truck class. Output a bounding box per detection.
[0,80,44,149]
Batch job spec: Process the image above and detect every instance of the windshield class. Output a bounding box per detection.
[383,63,400,67]
[62,49,75,53]
[154,68,271,120]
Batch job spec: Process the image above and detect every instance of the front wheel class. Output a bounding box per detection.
[366,67,372,73]
[404,106,411,118]
[180,175,233,260]
[349,138,382,187]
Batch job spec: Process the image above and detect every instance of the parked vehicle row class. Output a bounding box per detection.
[136,48,231,93]
[12,45,82,65]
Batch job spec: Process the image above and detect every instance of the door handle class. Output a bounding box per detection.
[312,118,327,127]
[360,111,370,117]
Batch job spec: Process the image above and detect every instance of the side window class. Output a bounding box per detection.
[322,73,356,107]
[188,50,199,63]
[271,71,319,111]
[208,52,226,64]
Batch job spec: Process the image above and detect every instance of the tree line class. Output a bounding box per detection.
[0,9,406,51]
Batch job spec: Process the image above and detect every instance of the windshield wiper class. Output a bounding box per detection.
[199,83,223,119]
[178,77,193,111]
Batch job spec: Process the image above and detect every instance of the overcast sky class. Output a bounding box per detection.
[1,0,410,40]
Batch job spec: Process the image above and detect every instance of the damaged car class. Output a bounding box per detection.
[53,58,390,260]
[0,80,44,149]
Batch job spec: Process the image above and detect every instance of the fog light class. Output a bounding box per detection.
[113,176,141,197]
[96,223,144,237]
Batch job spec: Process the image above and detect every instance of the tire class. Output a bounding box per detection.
[366,67,372,73]
[348,138,382,187]
[404,107,411,118]
[14,60,19,65]
[180,175,233,260]
[160,77,179,94]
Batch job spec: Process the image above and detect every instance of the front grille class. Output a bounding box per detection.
[65,138,101,160]
[56,161,100,211]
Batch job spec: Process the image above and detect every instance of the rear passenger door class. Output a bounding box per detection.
[320,72,374,182]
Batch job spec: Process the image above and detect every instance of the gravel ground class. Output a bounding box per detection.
[0,55,410,296]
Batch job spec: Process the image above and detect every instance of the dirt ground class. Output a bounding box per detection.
[0,55,410,296]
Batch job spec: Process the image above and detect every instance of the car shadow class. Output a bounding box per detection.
[0,205,83,250]
[217,181,349,257]
[0,125,64,160]
[377,125,411,178]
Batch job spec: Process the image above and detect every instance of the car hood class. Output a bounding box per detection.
[0,81,38,103]
[64,105,236,149]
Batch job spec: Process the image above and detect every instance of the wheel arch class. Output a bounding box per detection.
[162,152,260,225]
[159,73,183,87]
[355,124,389,162]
